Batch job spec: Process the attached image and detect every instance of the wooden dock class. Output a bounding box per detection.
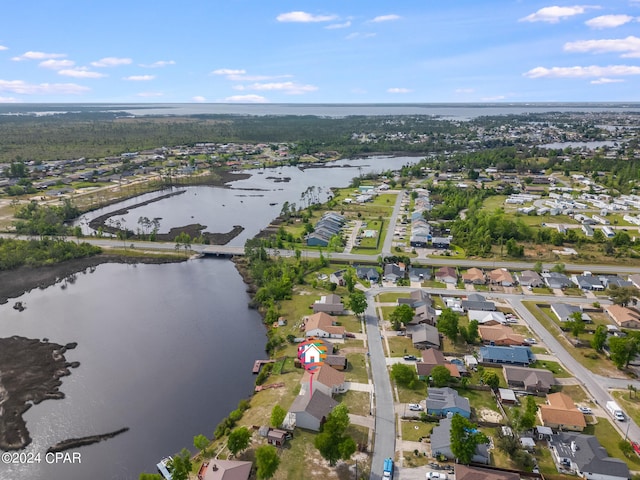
[252,359,275,374]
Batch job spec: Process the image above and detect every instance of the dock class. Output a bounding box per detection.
[252,359,275,374]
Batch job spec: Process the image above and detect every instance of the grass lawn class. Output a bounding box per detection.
[336,314,363,334]
[387,337,421,357]
[345,353,369,383]
[532,287,553,294]
[377,292,406,303]
[529,360,571,378]
[461,388,503,418]
[402,451,431,467]
[334,390,371,417]
[396,381,428,404]
[559,385,589,405]
[423,280,446,288]
[401,421,434,441]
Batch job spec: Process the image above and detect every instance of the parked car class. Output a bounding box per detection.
[345,332,356,338]
[426,473,448,479]
[408,403,423,411]
[578,406,593,415]
[631,441,640,456]
[403,355,417,361]
[524,338,537,344]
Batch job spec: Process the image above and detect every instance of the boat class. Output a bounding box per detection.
[269,202,277,206]
[156,456,173,480]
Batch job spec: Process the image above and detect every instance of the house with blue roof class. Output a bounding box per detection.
[478,345,534,366]
[426,387,471,418]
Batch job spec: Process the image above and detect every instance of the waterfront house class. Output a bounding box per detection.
[304,312,345,339]
[303,365,346,396]
[288,390,339,432]
[312,294,344,315]
[197,459,252,480]
[426,387,471,418]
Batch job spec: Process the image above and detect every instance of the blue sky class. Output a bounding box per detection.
[1,1,639,103]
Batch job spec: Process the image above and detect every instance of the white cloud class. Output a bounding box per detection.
[455,88,475,94]
[59,68,106,79]
[586,14,635,28]
[371,14,401,23]
[139,60,175,68]
[326,21,351,29]
[387,87,412,93]
[520,5,596,23]
[276,11,338,23]
[564,36,640,58]
[236,81,318,94]
[211,68,247,76]
[481,95,507,101]
[0,79,89,95]
[346,32,377,40]
[12,51,66,61]
[91,57,133,67]
[0,45,8,51]
[223,94,268,103]
[591,77,624,84]
[123,75,155,81]
[39,59,75,69]
[192,96,207,102]
[137,91,164,97]
[0,96,18,103]
[524,64,640,78]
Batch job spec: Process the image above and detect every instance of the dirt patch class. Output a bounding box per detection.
[478,408,503,423]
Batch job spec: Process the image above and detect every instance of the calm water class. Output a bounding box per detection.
[2,102,639,119]
[77,156,418,242]
[2,156,418,480]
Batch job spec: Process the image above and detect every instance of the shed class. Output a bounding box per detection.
[498,388,517,405]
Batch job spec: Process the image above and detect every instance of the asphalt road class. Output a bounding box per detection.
[365,287,396,480]
[381,190,405,256]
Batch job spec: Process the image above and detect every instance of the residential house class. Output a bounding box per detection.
[572,275,604,291]
[468,310,507,325]
[478,346,534,366]
[478,325,526,346]
[539,392,586,432]
[303,365,346,397]
[605,305,640,329]
[408,267,431,283]
[304,312,346,339]
[462,293,496,312]
[503,365,555,393]
[324,354,348,371]
[196,459,252,480]
[398,289,431,308]
[454,465,519,480]
[462,268,486,285]
[432,237,451,249]
[551,304,591,323]
[288,390,339,431]
[306,212,346,247]
[329,269,346,287]
[543,272,574,289]
[549,432,630,480]
[431,417,490,464]
[356,266,379,283]
[426,387,471,418]
[488,268,515,287]
[416,348,460,380]
[517,270,544,288]
[599,275,632,289]
[383,263,405,283]
[435,266,457,284]
[406,323,440,350]
[312,294,344,315]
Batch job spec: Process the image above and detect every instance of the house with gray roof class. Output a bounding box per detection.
[356,266,379,282]
[551,303,591,323]
[599,275,632,289]
[572,275,604,291]
[409,267,431,283]
[288,390,339,432]
[478,346,534,366]
[431,417,489,464]
[543,272,575,289]
[503,365,555,393]
[549,432,629,480]
[312,294,344,315]
[426,387,471,418]
[462,294,496,312]
[517,270,544,287]
[383,263,404,283]
[406,323,440,350]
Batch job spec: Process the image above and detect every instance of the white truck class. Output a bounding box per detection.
[606,400,626,421]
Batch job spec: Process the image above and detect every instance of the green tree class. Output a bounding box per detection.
[389,303,414,330]
[437,308,459,341]
[255,445,280,479]
[431,365,452,387]
[450,414,488,465]
[566,311,585,338]
[139,474,163,480]
[193,434,209,456]
[168,449,192,480]
[175,231,192,253]
[347,290,368,318]
[390,363,418,389]
[608,285,639,307]
[461,320,479,345]
[551,263,565,273]
[343,267,357,293]
[519,396,538,431]
[314,404,357,466]
[482,371,500,390]
[609,336,640,369]
[591,325,607,352]
[227,426,251,456]
[533,261,543,274]
[270,404,286,429]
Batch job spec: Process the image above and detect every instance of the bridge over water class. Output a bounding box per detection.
[201,245,246,256]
